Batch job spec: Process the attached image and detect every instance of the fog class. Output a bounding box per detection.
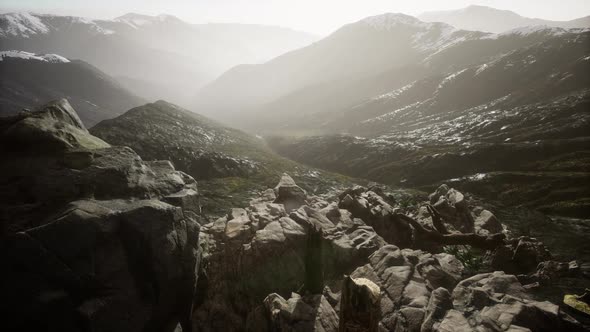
[2,1,590,331]
[3,0,590,34]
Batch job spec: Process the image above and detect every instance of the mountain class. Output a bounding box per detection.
[418,5,590,33]
[0,12,318,105]
[90,100,356,215]
[196,13,487,123]
[328,29,590,135]
[0,50,144,126]
[267,30,590,217]
[196,14,582,133]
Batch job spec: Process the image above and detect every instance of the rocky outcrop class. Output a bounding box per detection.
[0,100,201,233]
[348,246,585,331]
[191,177,587,331]
[1,100,202,332]
[338,186,413,248]
[193,183,386,331]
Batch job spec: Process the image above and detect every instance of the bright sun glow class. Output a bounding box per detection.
[1,0,589,34]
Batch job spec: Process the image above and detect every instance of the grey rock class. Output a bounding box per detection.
[2,199,201,332]
[274,173,307,212]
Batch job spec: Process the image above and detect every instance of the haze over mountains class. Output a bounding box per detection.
[196,13,590,134]
[0,50,143,126]
[419,5,590,33]
[2,3,590,331]
[0,12,317,105]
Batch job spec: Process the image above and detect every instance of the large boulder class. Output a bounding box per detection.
[1,100,203,331]
[349,245,464,331]
[489,236,552,274]
[338,188,413,248]
[1,99,199,234]
[1,99,109,152]
[339,276,381,332]
[2,197,201,332]
[246,292,339,332]
[274,173,307,212]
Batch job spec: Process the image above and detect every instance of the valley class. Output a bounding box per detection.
[1,3,590,331]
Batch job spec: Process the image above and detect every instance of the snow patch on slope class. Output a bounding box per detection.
[484,25,568,39]
[438,68,469,89]
[373,81,417,101]
[0,50,70,63]
[0,12,49,37]
[359,13,426,30]
[114,13,180,29]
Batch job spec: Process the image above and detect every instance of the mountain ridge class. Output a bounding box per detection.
[0,50,145,126]
[0,11,319,105]
[419,5,590,33]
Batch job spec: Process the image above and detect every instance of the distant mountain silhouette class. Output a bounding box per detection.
[0,12,318,105]
[419,5,590,33]
[0,51,144,126]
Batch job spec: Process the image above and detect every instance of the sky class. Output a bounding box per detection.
[2,0,590,35]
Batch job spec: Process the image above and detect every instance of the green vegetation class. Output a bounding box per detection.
[443,245,485,276]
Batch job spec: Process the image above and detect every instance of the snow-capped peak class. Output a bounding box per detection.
[0,50,70,63]
[114,13,182,28]
[0,12,116,37]
[359,13,427,30]
[482,25,569,39]
[0,12,49,38]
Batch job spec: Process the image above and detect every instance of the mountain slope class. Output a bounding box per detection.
[331,30,590,135]
[0,50,144,126]
[266,30,590,217]
[197,14,583,133]
[196,14,486,120]
[419,5,590,33]
[0,12,318,105]
[90,101,355,215]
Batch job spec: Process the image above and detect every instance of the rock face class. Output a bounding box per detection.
[339,276,381,332]
[1,100,202,332]
[248,292,339,332]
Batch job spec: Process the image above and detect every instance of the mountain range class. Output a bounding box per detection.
[2,5,590,331]
[419,5,590,33]
[0,50,144,126]
[0,12,317,105]
[195,14,589,133]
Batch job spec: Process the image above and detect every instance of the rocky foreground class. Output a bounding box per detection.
[1,100,588,331]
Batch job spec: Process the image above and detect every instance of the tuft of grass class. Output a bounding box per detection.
[443,245,485,275]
